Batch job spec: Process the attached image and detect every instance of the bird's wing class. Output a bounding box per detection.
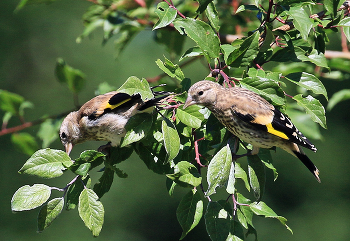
[80,92,142,120]
[227,89,316,152]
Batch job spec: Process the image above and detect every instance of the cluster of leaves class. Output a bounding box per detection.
[7,0,350,240]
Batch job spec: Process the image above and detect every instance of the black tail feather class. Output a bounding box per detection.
[293,151,321,183]
[138,95,170,111]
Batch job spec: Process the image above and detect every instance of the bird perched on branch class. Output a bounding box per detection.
[183,80,320,182]
[59,89,169,155]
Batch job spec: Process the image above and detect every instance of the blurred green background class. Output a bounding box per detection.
[1,0,350,240]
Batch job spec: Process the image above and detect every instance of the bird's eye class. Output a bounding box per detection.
[198,91,204,96]
[61,132,67,139]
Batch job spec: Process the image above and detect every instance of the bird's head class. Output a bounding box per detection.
[59,111,81,155]
[183,80,222,109]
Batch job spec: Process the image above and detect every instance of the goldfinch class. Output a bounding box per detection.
[183,80,320,182]
[59,90,168,155]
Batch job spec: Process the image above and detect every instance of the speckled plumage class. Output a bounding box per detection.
[184,80,320,182]
[60,91,166,155]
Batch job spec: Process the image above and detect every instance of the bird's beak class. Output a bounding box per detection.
[183,96,195,109]
[65,143,73,156]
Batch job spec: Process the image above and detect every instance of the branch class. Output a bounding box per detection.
[0,110,73,137]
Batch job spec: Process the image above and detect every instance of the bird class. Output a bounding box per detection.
[59,89,169,155]
[183,80,320,182]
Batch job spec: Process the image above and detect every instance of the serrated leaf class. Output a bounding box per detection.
[287,6,313,40]
[173,18,220,61]
[177,106,204,129]
[120,113,153,147]
[285,72,328,100]
[166,161,202,187]
[179,47,203,61]
[205,2,220,31]
[11,184,51,211]
[247,155,265,200]
[37,197,64,232]
[205,201,231,241]
[162,118,180,162]
[78,188,104,237]
[177,189,203,240]
[55,58,86,94]
[206,144,232,196]
[240,76,285,106]
[11,132,38,156]
[155,58,185,81]
[235,163,250,191]
[153,2,177,30]
[339,17,350,42]
[70,150,105,176]
[117,76,153,99]
[225,31,259,67]
[250,201,292,233]
[226,162,235,194]
[19,149,73,178]
[66,176,91,210]
[327,89,350,111]
[293,94,326,129]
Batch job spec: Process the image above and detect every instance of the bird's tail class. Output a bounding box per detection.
[292,150,321,183]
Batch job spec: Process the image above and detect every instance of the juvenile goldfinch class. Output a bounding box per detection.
[60,91,168,155]
[184,80,320,182]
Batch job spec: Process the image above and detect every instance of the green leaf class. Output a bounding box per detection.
[0,89,24,115]
[205,201,231,241]
[134,142,172,174]
[11,132,38,156]
[117,76,153,99]
[95,82,116,95]
[153,2,177,30]
[324,0,342,17]
[235,163,250,191]
[70,150,105,176]
[247,155,265,200]
[155,28,185,56]
[11,184,51,211]
[37,197,64,232]
[66,176,91,210]
[19,149,73,178]
[240,75,285,106]
[78,188,104,237]
[93,168,114,198]
[176,105,204,129]
[285,72,328,100]
[55,58,86,94]
[155,58,185,81]
[258,149,278,181]
[206,144,232,196]
[286,107,322,140]
[236,4,260,14]
[162,118,180,162]
[166,161,202,187]
[177,189,203,240]
[287,6,313,40]
[293,94,327,129]
[328,89,350,111]
[226,162,235,194]
[179,47,203,61]
[338,17,350,42]
[250,201,292,233]
[225,31,259,67]
[120,113,153,147]
[173,18,220,60]
[37,119,61,148]
[196,0,214,13]
[205,2,220,31]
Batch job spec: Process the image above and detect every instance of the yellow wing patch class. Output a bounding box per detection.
[105,97,132,110]
[266,123,289,140]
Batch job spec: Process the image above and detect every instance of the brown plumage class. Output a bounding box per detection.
[60,91,167,155]
[184,80,320,182]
